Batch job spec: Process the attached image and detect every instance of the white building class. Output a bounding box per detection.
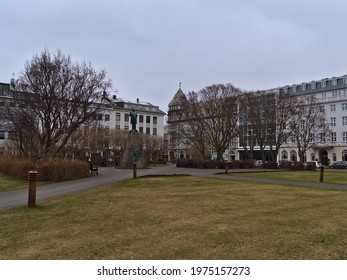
[276,75,347,165]
[95,95,165,137]
[0,82,166,153]
[167,74,347,165]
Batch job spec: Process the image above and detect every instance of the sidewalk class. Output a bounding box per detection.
[0,165,346,211]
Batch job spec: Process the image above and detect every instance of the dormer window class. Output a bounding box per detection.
[332,78,337,86]
[311,82,316,89]
[302,83,306,91]
[321,80,326,88]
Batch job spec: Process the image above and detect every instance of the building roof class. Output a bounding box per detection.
[168,88,187,107]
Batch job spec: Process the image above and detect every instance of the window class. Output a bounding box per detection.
[330,104,336,112]
[321,80,326,87]
[97,114,103,121]
[331,132,336,142]
[320,133,326,143]
[125,114,129,122]
[139,115,144,123]
[342,103,347,111]
[300,120,305,130]
[309,133,314,143]
[146,127,150,134]
[115,125,120,129]
[0,131,5,140]
[290,150,297,161]
[343,132,347,142]
[105,114,110,121]
[319,105,325,113]
[146,116,151,124]
[302,84,306,91]
[281,150,288,160]
[124,126,129,131]
[115,113,120,121]
[332,153,337,161]
[153,116,157,124]
[343,150,347,161]
[332,78,337,86]
[343,116,347,126]
[331,117,336,127]
[153,128,157,135]
[139,127,143,133]
[311,82,316,89]
[311,153,315,161]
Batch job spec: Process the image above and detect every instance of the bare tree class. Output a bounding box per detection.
[185,84,240,161]
[140,134,165,162]
[3,49,112,158]
[289,96,330,162]
[268,93,299,161]
[182,91,211,160]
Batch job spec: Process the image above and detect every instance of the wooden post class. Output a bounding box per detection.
[319,166,324,183]
[28,170,38,208]
[225,164,228,175]
[133,163,137,179]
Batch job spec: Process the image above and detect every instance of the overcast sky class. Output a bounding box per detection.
[1,0,347,113]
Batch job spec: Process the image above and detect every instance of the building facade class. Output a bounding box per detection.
[167,74,347,165]
[0,81,166,154]
[95,95,165,137]
[276,75,347,165]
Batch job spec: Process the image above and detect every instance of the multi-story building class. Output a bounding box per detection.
[96,94,165,137]
[167,86,189,161]
[167,74,347,165]
[276,75,347,165]
[0,81,166,154]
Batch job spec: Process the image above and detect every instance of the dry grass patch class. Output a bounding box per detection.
[1,176,347,260]
[232,169,347,185]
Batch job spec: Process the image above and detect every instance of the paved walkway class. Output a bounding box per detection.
[0,165,346,211]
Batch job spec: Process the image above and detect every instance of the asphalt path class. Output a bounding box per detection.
[0,165,346,211]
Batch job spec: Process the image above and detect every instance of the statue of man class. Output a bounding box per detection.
[130,109,138,131]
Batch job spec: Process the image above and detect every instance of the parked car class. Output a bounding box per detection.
[304,161,323,169]
[329,161,347,169]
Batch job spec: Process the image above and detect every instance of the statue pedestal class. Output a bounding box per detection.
[118,130,148,168]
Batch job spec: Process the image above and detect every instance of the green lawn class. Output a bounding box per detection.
[0,173,27,191]
[231,169,347,185]
[1,176,346,260]
[0,173,50,192]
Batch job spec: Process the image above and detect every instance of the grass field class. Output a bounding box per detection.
[0,173,49,192]
[0,173,27,191]
[1,176,347,260]
[231,169,347,185]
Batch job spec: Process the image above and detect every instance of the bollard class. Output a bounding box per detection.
[319,166,324,183]
[28,170,38,208]
[133,163,137,179]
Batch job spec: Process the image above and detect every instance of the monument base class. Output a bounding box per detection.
[118,130,148,168]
